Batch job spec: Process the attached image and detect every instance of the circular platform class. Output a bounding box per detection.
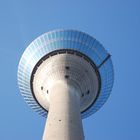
[18,29,114,119]
[31,49,100,113]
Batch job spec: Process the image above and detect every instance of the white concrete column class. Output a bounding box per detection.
[42,81,84,140]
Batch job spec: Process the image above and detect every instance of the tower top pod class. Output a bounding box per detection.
[18,29,114,119]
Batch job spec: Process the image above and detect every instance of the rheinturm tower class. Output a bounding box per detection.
[18,29,114,140]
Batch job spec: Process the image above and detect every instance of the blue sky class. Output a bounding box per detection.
[0,0,140,140]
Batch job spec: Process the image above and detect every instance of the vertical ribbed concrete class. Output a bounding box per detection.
[42,81,84,140]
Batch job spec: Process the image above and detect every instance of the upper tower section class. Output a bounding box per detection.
[18,29,114,119]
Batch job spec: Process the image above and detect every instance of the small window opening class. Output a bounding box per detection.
[47,90,49,94]
[87,90,90,95]
[81,93,84,97]
[65,66,70,70]
[65,75,69,79]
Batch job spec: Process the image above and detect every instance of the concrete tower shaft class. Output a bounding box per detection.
[42,82,84,140]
